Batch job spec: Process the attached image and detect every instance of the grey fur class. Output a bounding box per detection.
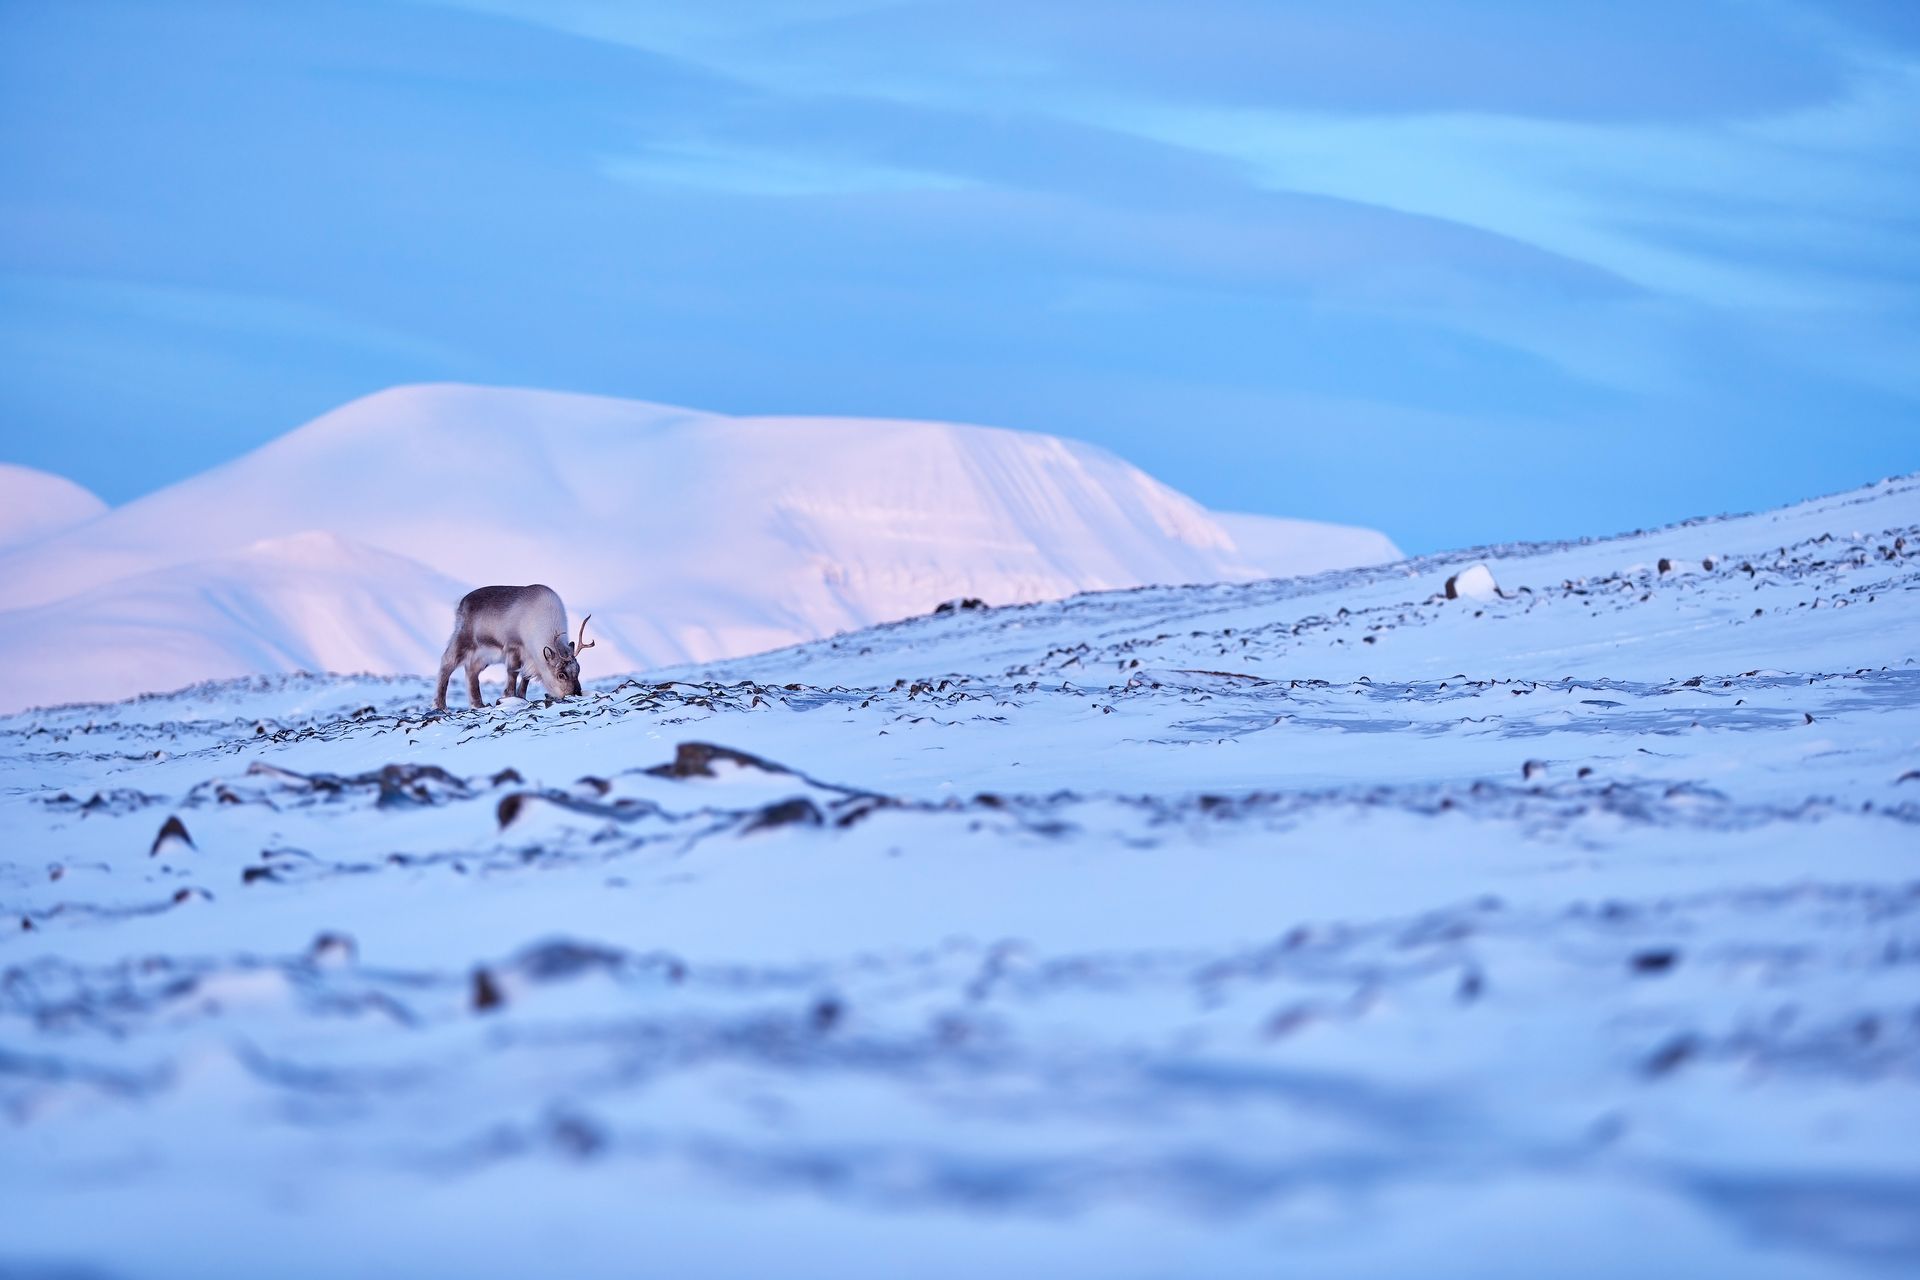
[433,584,591,710]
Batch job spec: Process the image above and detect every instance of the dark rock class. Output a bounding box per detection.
[496,793,526,828]
[309,932,357,966]
[647,741,789,779]
[375,763,470,808]
[150,815,195,856]
[1630,949,1679,975]
[1644,1033,1698,1076]
[548,1113,606,1159]
[472,967,505,1012]
[515,939,625,981]
[832,796,891,828]
[741,797,824,833]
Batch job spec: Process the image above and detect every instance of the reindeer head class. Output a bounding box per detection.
[542,614,596,697]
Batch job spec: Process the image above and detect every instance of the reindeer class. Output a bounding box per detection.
[433,584,595,710]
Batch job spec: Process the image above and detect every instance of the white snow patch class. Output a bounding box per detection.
[1444,562,1500,601]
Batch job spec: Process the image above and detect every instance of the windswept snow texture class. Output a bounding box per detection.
[3,475,1918,1278]
[0,384,1392,713]
[0,462,107,550]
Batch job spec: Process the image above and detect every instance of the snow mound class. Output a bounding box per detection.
[0,384,1397,712]
[1444,562,1500,601]
[0,462,108,549]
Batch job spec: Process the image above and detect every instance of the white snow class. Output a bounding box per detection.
[1444,561,1501,600]
[0,530,466,709]
[1215,509,1401,577]
[2,470,1916,1278]
[0,384,1397,713]
[0,462,108,550]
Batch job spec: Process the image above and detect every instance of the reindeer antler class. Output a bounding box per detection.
[575,613,596,654]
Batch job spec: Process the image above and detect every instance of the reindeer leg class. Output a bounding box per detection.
[434,640,463,711]
[466,657,486,708]
[504,651,524,702]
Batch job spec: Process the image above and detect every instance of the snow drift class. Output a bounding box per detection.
[0,385,1398,712]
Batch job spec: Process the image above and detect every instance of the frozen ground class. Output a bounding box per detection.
[2,474,1917,1278]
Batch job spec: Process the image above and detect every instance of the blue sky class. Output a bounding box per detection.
[1,0,1915,552]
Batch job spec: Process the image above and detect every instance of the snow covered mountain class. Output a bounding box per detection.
[2,471,1913,1278]
[0,462,107,550]
[0,532,467,711]
[1212,509,1402,579]
[0,384,1397,712]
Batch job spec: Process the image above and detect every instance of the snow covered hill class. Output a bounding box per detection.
[0,384,1397,712]
[2,471,1915,1278]
[0,462,107,550]
[1213,509,1401,578]
[0,531,467,710]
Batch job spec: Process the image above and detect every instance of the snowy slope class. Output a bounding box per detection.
[0,462,107,550]
[2,472,1915,1278]
[0,385,1396,712]
[1215,509,1401,576]
[0,531,465,709]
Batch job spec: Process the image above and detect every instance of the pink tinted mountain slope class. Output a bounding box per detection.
[0,463,108,550]
[0,385,1399,711]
